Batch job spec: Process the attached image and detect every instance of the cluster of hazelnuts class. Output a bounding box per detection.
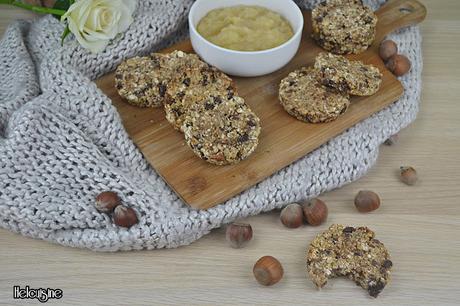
[379,40,411,77]
[95,191,139,228]
[229,168,418,287]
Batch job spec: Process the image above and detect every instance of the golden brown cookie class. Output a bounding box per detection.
[314,52,382,96]
[115,55,169,107]
[306,224,392,298]
[164,65,236,131]
[312,1,377,54]
[279,66,350,123]
[182,93,261,165]
[162,50,208,74]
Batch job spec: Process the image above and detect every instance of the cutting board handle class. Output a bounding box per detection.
[375,0,427,43]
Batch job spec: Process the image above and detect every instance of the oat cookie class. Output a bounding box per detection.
[164,65,236,131]
[306,224,392,298]
[315,52,382,96]
[115,55,169,107]
[279,67,350,123]
[182,94,261,165]
[162,50,207,73]
[312,1,378,54]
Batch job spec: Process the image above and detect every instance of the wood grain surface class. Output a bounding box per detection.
[1,0,459,305]
[96,0,425,209]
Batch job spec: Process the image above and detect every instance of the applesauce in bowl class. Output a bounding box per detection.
[189,0,303,77]
[196,5,294,52]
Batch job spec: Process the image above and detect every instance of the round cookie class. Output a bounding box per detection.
[314,52,382,96]
[164,65,236,131]
[279,66,350,123]
[182,94,261,165]
[162,50,208,74]
[312,1,378,54]
[115,55,169,107]
[306,224,392,298]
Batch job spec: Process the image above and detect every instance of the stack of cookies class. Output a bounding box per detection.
[115,51,261,165]
[279,52,382,123]
[311,0,378,54]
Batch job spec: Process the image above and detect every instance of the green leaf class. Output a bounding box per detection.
[60,25,71,46]
[52,0,73,19]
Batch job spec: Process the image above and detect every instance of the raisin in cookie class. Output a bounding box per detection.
[164,65,236,131]
[312,1,378,54]
[182,94,260,165]
[315,52,382,96]
[306,224,392,298]
[279,67,350,123]
[115,55,169,107]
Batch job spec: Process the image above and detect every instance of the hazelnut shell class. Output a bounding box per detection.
[95,191,121,213]
[253,256,284,286]
[280,203,304,228]
[113,205,138,228]
[400,166,417,185]
[302,198,328,226]
[379,40,398,61]
[225,223,253,248]
[354,190,380,213]
[386,54,411,76]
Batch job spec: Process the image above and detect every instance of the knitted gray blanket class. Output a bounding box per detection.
[0,0,422,251]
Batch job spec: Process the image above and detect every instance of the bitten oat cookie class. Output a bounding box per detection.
[279,67,350,123]
[314,52,382,96]
[312,1,378,54]
[182,94,261,165]
[115,55,169,107]
[306,224,392,298]
[164,65,236,131]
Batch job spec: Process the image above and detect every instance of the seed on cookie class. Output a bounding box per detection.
[312,1,378,54]
[115,55,169,108]
[306,224,392,298]
[279,66,350,123]
[182,94,261,165]
[314,52,382,96]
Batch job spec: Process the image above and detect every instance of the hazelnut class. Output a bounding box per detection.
[400,166,417,185]
[113,205,138,228]
[253,256,284,286]
[95,191,121,213]
[379,40,398,61]
[225,222,253,248]
[280,203,304,228]
[386,54,411,76]
[301,198,328,226]
[354,191,380,213]
[384,133,399,146]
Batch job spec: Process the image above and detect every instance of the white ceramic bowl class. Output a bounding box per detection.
[188,0,304,77]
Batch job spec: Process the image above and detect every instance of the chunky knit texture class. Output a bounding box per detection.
[0,0,422,251]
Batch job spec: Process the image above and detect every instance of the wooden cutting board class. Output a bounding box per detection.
[95,0,426,209]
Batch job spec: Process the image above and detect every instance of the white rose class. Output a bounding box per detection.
[61,0,136,53]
